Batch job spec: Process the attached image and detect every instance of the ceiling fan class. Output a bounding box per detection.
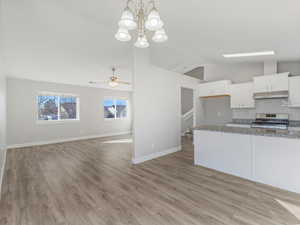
[89,67,131,87]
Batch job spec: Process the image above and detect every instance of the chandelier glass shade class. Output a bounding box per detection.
[115,27,132,42]
[145,8,163,31]
[118,7,137,30]
[116,0,168,48]
[152,28,168,43]
[134,35,150,48]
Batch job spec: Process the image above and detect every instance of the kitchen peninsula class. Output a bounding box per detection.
[194,125,300,193]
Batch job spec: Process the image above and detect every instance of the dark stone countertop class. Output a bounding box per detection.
[193,125,300,139]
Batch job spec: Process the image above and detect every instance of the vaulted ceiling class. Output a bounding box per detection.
[1,0,300,89]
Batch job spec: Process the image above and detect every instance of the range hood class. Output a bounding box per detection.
[254,91,289,100]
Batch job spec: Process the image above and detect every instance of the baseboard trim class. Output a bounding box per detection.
[132,145,182,164]
[0,145,7,199]
[7,131,132,149]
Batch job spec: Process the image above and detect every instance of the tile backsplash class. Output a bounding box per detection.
[232,98,300,121]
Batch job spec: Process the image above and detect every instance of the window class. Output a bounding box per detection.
[38,93,79,121]
[104,98,128,119]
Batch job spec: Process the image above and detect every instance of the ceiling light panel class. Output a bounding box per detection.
[223,51,275,58]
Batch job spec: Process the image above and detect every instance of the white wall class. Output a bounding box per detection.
[278,61,300,76]
[0,75,6,149]
[132,49,181,162]
[7,78,132,147]
[264,60,277,75]
[204,61,300,83]
[204,62,264,83]
[0,74,7,192]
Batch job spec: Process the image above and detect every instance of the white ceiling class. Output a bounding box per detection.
[2,0,300,88]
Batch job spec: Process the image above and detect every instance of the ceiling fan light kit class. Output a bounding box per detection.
[116,0,168,48]
[109,80,119,87]
[89,67,131,88]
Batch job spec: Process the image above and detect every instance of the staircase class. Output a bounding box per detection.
[181,109,194,139]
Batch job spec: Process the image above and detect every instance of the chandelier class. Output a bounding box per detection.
[115,0,168,48]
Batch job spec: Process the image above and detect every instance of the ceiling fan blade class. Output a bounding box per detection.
[116,80,131,85]
[89,80,107,84]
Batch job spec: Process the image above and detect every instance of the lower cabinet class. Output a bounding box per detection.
[289,76,300,107]
[194,130,253,180]
[253,136,300,193]
[194,130,300,193]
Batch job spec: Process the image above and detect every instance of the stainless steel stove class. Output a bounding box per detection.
[251,113,289,130]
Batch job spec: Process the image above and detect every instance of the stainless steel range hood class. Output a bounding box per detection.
[253,91,289,100]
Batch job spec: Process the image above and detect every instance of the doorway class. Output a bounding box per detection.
[181,87,194,138]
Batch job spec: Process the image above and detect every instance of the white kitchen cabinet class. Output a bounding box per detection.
[229,82,255,109]
[253,136,300,194]
[198,80,232,97]
[254,75,270,93]
[254,72,289,93]
[194,130,300,193]
[289,76,300,107]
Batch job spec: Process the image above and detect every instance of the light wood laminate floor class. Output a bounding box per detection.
[1,135,300,225]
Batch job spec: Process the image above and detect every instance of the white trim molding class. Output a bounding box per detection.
[132,146,182,164]
[7,131,132,149]
[0,145,7,199]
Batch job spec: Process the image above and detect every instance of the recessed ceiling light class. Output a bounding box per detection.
[223,51,275,58]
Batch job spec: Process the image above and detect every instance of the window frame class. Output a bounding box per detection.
[103,97,129,120]
[36,92,80,124]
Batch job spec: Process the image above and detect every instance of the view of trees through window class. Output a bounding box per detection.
[38,94,78,121]
[60,96,77,119]
[104,99,127,119]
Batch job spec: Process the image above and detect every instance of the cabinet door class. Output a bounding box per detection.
[289,76,300,107]
[230,85,242,108]
[212,81,230,96]
[198,80,231,97]
[230,92,241,108]
[240,83,255,108]
[254,76,270,93]
[270,72,289,92]
[198,83,211,97]
[230,83,255,109]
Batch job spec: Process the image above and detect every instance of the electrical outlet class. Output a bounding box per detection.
[217,112,222,117]
[151,143,155,149]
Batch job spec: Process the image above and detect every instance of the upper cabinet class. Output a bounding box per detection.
[198,80,232,97]
[289,76,300,107]
[253,72,289,93]
[229,82,255,109]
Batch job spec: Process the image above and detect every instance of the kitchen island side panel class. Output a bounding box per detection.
[253,135,300,193]
[194,130,253,180]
